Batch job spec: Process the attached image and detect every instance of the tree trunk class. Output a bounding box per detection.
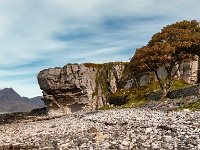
[154,71,164,93]
[162,88,167,97]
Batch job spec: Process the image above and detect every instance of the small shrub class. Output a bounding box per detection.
[83,63,98,68]
[109,94,128,106]
[149,92,163,101]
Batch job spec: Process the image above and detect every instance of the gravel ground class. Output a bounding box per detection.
[0,108,200,150]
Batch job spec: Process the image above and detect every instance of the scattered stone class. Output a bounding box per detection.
[140,135,148,141]
[87,127,97,133]
[152,142,159,149]
[183,109,190,112]
[145,127,152,133]
[157,125,176,132]
[95,132,108,142]
[0,108,200,149]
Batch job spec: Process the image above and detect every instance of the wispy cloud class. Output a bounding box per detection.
[0,0,200,97]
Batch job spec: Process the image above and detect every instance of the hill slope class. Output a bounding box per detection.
[0,88,45,112]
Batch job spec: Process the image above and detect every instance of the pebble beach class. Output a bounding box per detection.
[0,108,200,150]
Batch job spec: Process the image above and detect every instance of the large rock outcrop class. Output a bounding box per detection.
[37,63,125,115]
[37,60,199,115]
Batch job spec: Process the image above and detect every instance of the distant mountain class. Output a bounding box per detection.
[0,88,45,112]
[21,96,45,108]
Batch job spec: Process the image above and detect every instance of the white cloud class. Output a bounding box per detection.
[0,0,200,97]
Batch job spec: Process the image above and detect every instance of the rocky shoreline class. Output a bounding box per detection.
[0,107,200,150]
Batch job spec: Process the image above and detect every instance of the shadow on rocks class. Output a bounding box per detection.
[0,107,48,125]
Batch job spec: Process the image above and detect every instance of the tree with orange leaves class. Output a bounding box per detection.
[130,20,200,96]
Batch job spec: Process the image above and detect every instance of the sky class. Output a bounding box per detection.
[0,0,200,98]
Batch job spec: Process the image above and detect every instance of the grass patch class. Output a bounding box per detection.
[98,105,117,110]
[179,99,200,111]
[170,79,191,90]
[83,63,98,68]
[99,79,193,110]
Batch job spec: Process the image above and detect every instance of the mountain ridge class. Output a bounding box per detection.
[0,88,45,112]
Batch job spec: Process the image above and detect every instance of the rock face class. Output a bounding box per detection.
[181,59,199,84]
[167,84,200,98]
[155,59,199,84]
[37,63,125,115]
[37,60,199,115]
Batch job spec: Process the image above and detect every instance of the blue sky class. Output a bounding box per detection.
[0,0,200,98]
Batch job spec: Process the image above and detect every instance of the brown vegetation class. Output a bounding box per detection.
[130,20,200,96]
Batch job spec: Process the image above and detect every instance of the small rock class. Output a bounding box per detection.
[164,136,173,142]
[145,128,152,133]
[59,143,70,148]
[152,143,159,149]
[87,127,97,133]
[198,144,200,149]
[94,132,108,141]
[104,142,111,148]
[183,109,190,112]
[121,140,129,146]
[131,138,137,143]
[118,144,124,150]
[140,135,147,141]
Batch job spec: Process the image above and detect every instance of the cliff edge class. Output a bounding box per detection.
[37,60,198,116]
[37,62,126,115]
